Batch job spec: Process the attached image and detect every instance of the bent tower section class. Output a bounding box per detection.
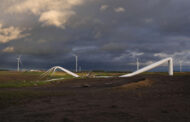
[120,57,173,77]
[42,66,79,78]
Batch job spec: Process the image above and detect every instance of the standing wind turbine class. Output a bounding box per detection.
[179,61,182,72]
[136,58,140,70]
[73,54,78,72]
[17,56,22,72]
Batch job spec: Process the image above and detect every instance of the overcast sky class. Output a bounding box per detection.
[0,0,190,71]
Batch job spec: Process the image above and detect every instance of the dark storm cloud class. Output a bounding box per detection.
[0,0,190,71]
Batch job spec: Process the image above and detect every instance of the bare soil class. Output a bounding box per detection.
[0,74,190,122]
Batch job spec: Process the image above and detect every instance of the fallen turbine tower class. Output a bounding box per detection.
[120,57,173,77]
[41,66,79,78]
[42,57,173,79]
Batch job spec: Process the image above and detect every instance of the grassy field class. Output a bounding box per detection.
[0,71,189,88]
[0,71,47,88]
[0,71,189,106]
[0,71,77,88]
[0,71,189,121]
[0,71,125,88]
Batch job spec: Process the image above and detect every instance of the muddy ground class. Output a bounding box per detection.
[0,74,190,122]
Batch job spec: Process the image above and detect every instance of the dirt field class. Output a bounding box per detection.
[0,72,190,122]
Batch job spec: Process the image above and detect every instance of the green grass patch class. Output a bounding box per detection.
[0,71,75,88]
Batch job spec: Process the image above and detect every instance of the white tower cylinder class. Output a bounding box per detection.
[76,55,78,72]
[168,58,173,76]
[17,59,20,72]
[137,58,139,70]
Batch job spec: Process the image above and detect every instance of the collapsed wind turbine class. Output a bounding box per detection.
[41,66,79,78]
[42,57,174,79]
[120,57,173,77]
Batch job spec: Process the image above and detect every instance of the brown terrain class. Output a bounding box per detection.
[0,73,190,122]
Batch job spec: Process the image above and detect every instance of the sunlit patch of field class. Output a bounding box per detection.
[46,71,74,79]
[0,71,58,88]
[173,72,190,76]
[117,78,153,90]
[94,72,126,77]
[50,71,126,78]
[139,72,190,76]
[0,71,90,88]
[0,71,79,108]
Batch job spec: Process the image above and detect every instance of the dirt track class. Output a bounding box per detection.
[0,74,190,122]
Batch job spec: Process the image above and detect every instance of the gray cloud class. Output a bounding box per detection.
[0,23,28,43]
[0,0,190,71]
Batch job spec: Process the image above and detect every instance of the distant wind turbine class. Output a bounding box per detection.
[17,56,22,72]
[73,54,78,72]
[179,61,182,72]
[136,58,140,70]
